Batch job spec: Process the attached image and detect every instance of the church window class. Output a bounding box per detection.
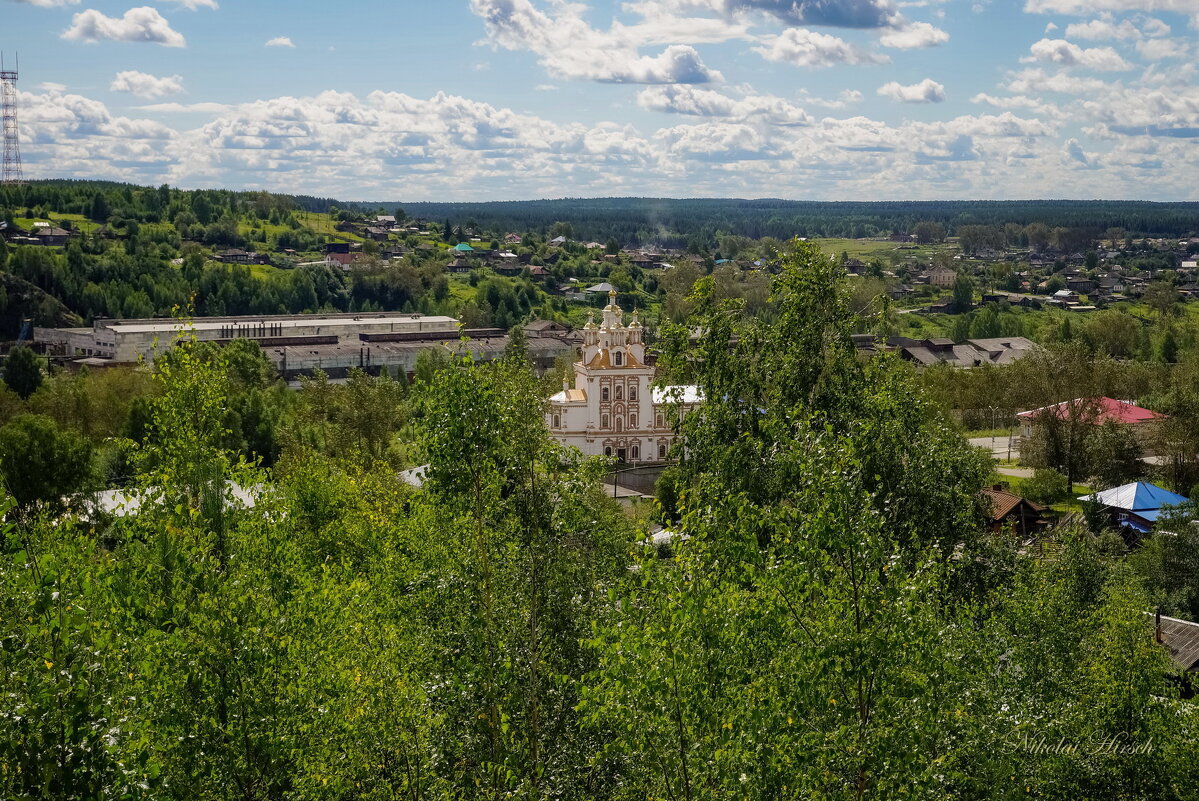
[604,446,613,457]
[616,417,623,432]
[630,385,637,401]
[602,414,609,429]
[630,414,637,428]
[614,351,623,366]
[658,444,667,459]
[656,413,664,428]
[552,414,560,428]
[632,445,640,460]
[615,385,623,400]
[602,387,609,402]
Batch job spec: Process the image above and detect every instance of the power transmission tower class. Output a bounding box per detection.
[1,52,24,186]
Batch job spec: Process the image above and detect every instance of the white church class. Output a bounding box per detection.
[547,291,699,461]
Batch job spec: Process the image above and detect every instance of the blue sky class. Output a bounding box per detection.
[6,0,1199,200]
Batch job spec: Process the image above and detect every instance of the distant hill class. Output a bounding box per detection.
[335,197,1199,247]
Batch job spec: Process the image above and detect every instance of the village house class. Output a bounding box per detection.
[30,225,72,247]
[929,266,957,288]
[1078,482,1189,537]
[981,485,1047,537]
[1016,397,1166,444]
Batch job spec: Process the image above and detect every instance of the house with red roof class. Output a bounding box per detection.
[1016,397,1166,441]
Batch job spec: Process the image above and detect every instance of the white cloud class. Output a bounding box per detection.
[676,0,907,29]
[62,7,186,47]
[469,0,722,83]
[879,21,949,48]
[877,78,945,102]
[38,82,68,92]
[1003,67,1114,93]
[265,36,295,48]
[1025,38,1132,70]
[137,101,230,112]
[797,88,865,108]
[1026,0,1199,13]
[1135,37,1189,58]
[110,70,184,98]
[1062,137,1094,166]
[159,0,218,9]
[637,85,811,124]
[11,0,80,6]
[971,92,1065,119]
[16,76,1199,202]
[753,28,889,67]
[534,83,558,91]
[1064,18,1141,39]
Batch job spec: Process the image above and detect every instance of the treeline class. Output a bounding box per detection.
[2,245,1197,799]
[348,197,1199,246]
[0,239,556,338]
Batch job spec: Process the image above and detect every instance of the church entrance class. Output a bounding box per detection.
[617,448,627,462]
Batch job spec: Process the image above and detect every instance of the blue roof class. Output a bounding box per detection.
[1079,481,1189,512]
[454,242,474,251]
[715,258,730,264]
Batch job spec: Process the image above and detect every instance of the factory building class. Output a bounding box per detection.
[35,312,576,379]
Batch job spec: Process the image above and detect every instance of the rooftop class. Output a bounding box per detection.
[1017,397,1166,425]
[1078,482,1189,513]
[1158,615,1199,672]
[94,313,460,336]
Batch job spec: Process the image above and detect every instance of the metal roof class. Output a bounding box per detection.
[1078,482,1189,512]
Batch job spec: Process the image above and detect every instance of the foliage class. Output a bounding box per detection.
[1087,420,1145,489]
[1022,467,1070,505]
[2,346,44,400]
[0,413,93,509]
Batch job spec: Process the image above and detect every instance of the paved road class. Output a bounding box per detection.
[994,466,1034,479]
[968,435,1020,461]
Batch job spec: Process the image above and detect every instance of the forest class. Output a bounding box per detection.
[2,243,1198,799]
[347,197,1199,247]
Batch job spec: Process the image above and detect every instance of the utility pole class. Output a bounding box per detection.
[1,52,23,185]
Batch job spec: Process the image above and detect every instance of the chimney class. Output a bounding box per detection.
[1155,607,1162,644]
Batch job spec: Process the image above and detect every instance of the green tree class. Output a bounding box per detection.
[88,192,110,223]
[913,220,946,244]
[585,241,991,798]
[420,357,629,797]
[1143,281,1178,319]
[0,413,93,508]
[1087,420,1143,489]
[952,272,974,312]
[3,346,44,400]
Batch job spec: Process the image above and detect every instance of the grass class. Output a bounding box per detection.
[964,427,1017,440]
[15,213,102,235]
[995,472,1094,515]
[813,237,955,263]
[298,211,367,243]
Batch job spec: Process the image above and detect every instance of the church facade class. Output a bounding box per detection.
[546,291,698,461]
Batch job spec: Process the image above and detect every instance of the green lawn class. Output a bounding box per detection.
[814,237,955,263]
[299,212,367,243]
[15,213,102,234]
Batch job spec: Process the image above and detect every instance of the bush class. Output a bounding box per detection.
[1023,467,1069,505]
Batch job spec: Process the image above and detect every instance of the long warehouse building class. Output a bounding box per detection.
[35,312,576,378]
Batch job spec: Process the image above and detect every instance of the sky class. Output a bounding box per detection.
[5,0,1199,201]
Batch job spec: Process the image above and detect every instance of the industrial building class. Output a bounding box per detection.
[35,312,576,379]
